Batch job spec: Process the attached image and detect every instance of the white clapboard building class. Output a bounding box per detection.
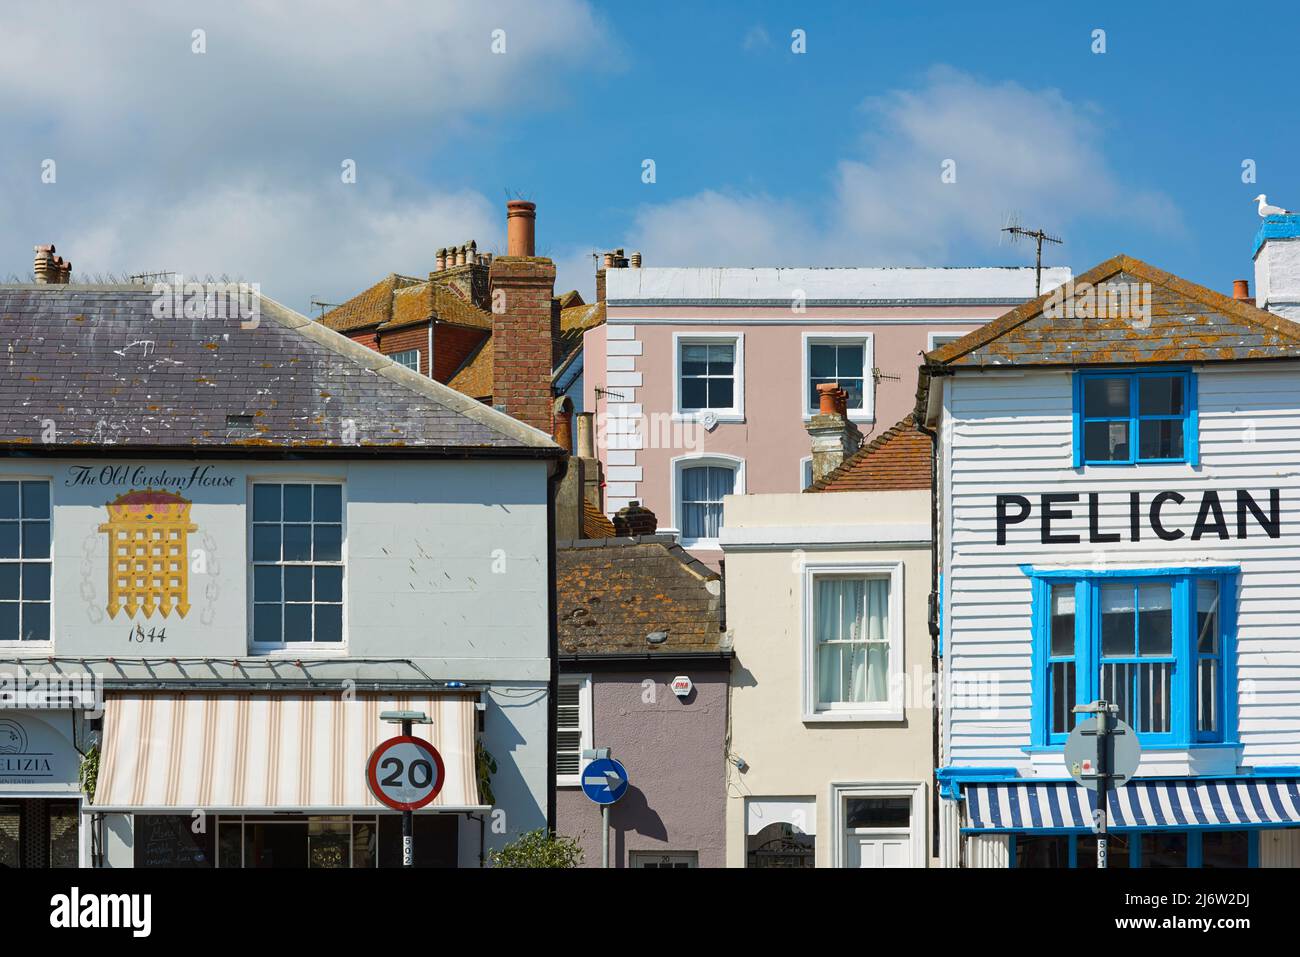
[922,221,1300,868]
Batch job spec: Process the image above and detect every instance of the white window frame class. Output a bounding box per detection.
[672,332,744,423]
[927,331,968,352]
[556,673,592,788]
[800,456,813,491]
[248,477,348,655]
[0,475,53,651]
[801,332,873,423]
[802,562,904,722]
[670,453,745,550]
[830,781,927,868]
[390,348,420,373]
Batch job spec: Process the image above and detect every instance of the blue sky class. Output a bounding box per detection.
[2,0,1295,312]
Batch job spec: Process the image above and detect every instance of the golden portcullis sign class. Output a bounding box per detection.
[98,489,198,618]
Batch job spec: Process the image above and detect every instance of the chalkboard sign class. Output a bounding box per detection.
[133,815,215,869]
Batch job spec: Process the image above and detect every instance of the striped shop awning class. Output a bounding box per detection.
[92,691,484,812]
[964,778,1300,832]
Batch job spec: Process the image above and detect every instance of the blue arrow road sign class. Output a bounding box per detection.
[581,758,629,805]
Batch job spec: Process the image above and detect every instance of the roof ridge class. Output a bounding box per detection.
[257,293,558,450]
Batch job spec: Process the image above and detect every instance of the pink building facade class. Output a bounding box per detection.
[586,266,1071,564]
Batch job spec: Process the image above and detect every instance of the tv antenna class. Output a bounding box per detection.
[1000,213,1062,297]
[310,298,340,317]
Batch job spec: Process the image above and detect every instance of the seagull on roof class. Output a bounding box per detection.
[1254,194,1294,217]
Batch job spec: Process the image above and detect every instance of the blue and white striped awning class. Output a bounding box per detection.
[965,778,1300,831]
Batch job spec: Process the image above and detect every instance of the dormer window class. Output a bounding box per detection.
[1073,369,1198,466]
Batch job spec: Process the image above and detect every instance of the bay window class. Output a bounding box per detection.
[1031,567,1236,747]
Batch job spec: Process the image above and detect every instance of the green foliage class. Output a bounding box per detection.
[489,828,583,868]
[79,745,100,802]
[476,741,498,806]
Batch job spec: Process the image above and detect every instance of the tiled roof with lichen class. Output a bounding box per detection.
[556,537,727,657]
[926,254,1300,369]
[447,337,493,400]
[0,285,562,453]
[317,273,422,333]
[807,415,931,492]
[326,276,493,336]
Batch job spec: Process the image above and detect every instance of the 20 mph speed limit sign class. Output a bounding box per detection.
[366,736,446,811]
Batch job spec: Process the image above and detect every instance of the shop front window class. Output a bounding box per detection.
[1012,830,1254,868]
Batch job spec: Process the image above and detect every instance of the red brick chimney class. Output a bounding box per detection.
[489,201,555,434]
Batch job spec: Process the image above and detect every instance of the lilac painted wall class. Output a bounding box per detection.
[556,667,729,868]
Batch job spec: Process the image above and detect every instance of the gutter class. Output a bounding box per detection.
[0,444,565,461]
[546,454,568,835]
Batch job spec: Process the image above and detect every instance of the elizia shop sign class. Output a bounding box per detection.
[0,713,80,793]
[995,489,1281,545]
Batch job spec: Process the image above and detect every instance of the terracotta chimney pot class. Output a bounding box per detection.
[506,200,537,257]
[1233,279,1251,301]
[817,382,840,415]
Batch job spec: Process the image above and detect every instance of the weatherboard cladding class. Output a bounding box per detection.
[0,286,558,452]
[931,255,1300,777]
[942,362,1300,772]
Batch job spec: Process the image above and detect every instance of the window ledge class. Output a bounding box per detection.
[671,412,744,424]
[1023,742,1239,754]
[804,709,904,724]
[250,645,350,658]
[679,538,721,550]
[0,641,53,652]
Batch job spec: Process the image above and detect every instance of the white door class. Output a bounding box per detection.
[847,833,910,868]
[841,794,916,867]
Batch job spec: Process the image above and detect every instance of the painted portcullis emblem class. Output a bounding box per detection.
[98,489,198,618]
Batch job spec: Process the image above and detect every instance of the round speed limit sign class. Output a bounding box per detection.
[366,736,446,811]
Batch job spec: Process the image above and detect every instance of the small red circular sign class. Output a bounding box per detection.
[366,735,446,811]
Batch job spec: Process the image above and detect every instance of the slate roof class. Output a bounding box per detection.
[556,535,728,657]
[0,285,560,454]
[926,254,1300,368]
[806,415,931,492]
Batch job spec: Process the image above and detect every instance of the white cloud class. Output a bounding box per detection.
[0,0,614,310]
[619,67,1182,268]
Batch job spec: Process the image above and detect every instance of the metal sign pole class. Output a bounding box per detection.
[601,804,610,869]
[401,716,414,869]
[1096,705,1110,869]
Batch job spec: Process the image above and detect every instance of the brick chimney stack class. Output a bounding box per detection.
[613,501,657,537]
[805,382,862,483]
[489,201,555,434]
[33,245,71,284]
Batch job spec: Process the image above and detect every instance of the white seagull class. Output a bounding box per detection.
[1254,194,1294,217]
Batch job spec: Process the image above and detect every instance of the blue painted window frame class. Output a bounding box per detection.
[1072,368,1198,467]
[1028,566,1238,749]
